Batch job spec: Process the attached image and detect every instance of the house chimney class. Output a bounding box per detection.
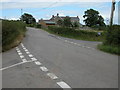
[52,15,54,18]
[57,13,59,16]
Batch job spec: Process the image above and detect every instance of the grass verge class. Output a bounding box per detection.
[97,44,120,55]
[2,20,26,52]
[43,26,105,41]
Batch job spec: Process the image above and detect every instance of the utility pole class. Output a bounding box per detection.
[21,9,23,16]
[118,1,120,25]
[21,9,23,21]
[110,0,116,26]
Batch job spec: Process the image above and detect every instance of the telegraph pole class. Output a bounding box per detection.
[110,0,116,26]
[21,9,23,16]
[21,9,23,21]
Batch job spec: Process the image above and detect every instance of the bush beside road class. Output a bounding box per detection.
[47,26,105,41]
[2,20,26,52]
[98,25,120,55]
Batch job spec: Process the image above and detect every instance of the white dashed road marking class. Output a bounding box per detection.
[26,51,30,54]
[18,52,22,55]
[57,81,71,88]
[57,37,95,50]
[31,57,37,61]
[19,43,72,89]
[17,50,21,53]
[16,48,19,51]
[23,47,26,50]
[0,60,39,71]
[47,73,58,80]
[20,55,24,58]
[35,61,42,65]
[28,54,33,57]
[22,59,27,62]
[40,66,49,72]
[24,49,28,52]
[0,62,24,71]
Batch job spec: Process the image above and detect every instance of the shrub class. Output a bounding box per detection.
[98,44,120,55]
[48,26,104,41]
[105,25,120,46]
[2,20,26,51]
[36,24,41,28]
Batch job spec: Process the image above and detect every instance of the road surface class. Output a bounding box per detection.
[2,27,118,88]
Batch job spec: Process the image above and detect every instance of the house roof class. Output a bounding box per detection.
[40,20,56,24]
[51,16,79,21]
[44,21,56,24]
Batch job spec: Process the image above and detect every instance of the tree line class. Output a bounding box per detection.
[20,8,106,29]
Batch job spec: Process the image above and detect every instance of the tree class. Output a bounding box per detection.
[72,21,79,28]
[57,19,63,26]
[20,13,36,24]
[97,15,106,26]
[83,9,105,27]
[63,16,72,27]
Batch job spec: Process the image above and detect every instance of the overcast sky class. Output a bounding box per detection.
[0,0,119,25]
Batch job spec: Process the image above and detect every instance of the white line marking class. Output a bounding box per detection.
[23,47,26,50]
[77,44,82,46]
[17,50,21,53]
[21,43,23,46]
[16,48,19,50]
[82,46,86,48]
[65,40,68,42]
[24,49,28,52]
[16,47,19,49]
[63,39,95,50]
[20,55,24,58]
[31,57,37,61]
[22,59,27,62]
[0,60,37,71]
[21,45,24,47]
[35,61,42,65]
[70,42,74,44]
[18,52,22,55]
[57,81,71,88]
[47,73,58,80]
[16,49,20,51]
[58,37,61,39]
[86,47,90,48]
[28,54,33,57]
[40,66,48,72]
[26,51,30,54]
[74,43,77,45]
[0,62,25,71]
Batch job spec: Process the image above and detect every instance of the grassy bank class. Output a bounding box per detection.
[98,44,119,55]
[97,25,120,55]
[46,26,105,41]
[2,20,26,52]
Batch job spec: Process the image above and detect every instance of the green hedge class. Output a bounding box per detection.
[105,25,120,46]
[27,24,41,28]
[48,26,105,41]
[98,25,120,55]
[98,44,120,55]
[2,20,26,51]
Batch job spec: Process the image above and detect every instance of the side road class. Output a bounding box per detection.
[2,27,118,88]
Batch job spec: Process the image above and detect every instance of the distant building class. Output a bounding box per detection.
[50,13,82,27]
[38,13,82,28]
[39,19,56,28]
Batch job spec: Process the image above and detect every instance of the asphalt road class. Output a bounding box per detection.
[2,27,118,88]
